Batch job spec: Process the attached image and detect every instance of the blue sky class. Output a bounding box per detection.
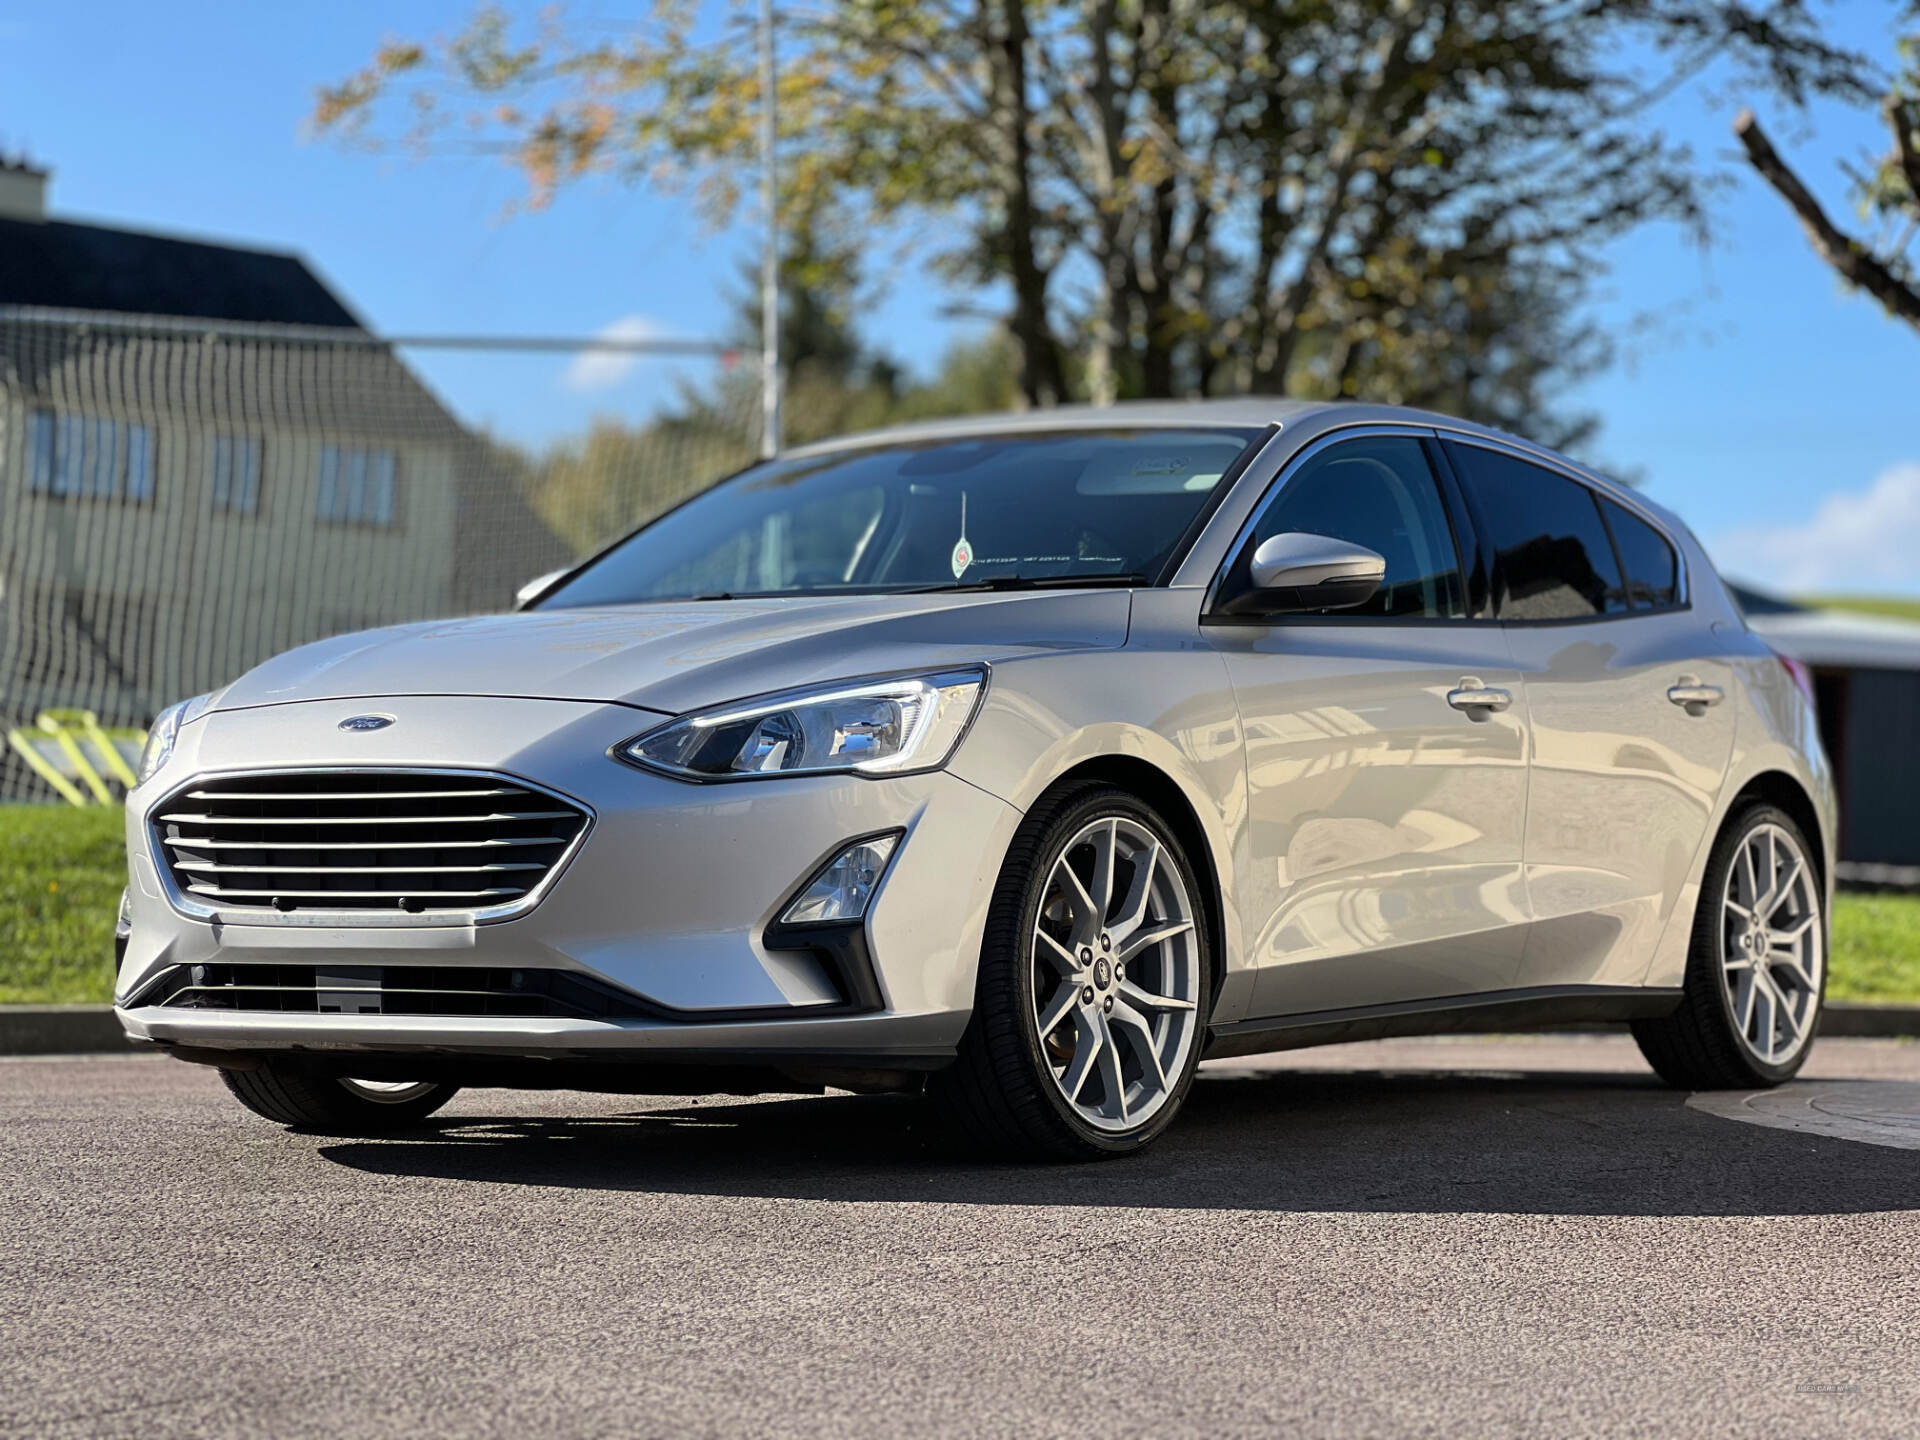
[5,0,1918,595]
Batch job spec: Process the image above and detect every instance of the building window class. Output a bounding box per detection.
[316,444,397,527]
[26,408,155,501]
[211,434,264,514]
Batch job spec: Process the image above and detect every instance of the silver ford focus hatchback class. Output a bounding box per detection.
[117,400,1835,1159]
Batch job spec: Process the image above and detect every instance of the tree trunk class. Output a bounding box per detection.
[992,0,1066,405]
[1254,16,1415,392]
[1081,0,1133,406]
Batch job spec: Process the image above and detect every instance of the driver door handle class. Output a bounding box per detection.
[1447,681,1513,714]
[1668,681,1724,715]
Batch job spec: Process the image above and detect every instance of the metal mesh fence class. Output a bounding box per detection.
[0,311,758,803]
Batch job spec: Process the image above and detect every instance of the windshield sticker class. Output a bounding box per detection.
[950,492,973,578]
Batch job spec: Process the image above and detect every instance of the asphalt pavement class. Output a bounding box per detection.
[5,1034,1919,1439]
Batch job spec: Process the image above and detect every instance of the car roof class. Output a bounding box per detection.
[782,397,1326,456]
[784,396,1684,539]
[784,397,1572,466]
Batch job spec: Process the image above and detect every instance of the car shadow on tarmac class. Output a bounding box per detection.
[315,1066,1920,1217]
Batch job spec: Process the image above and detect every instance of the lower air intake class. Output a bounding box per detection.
[130,964,648,1019]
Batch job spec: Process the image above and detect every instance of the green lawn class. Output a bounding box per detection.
[3,804,1920,1007]
[1828,892,1920,1004]
[1,805,124,1004]
[1800,594,1920,625]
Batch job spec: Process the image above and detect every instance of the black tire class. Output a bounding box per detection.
[1631,802,1826,1089]
[932,782,1214,1161]
[221,1061,457,1133]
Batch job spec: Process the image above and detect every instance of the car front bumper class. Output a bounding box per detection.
[116,695,1023,1069]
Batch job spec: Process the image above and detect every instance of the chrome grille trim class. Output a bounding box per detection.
[147,767,594,927]
[158,810,581,825]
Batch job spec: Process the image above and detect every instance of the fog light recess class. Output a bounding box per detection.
[780,834,899,927]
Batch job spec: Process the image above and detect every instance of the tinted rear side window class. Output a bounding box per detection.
[1601,497,1680,608]
[1450,444,1627,621]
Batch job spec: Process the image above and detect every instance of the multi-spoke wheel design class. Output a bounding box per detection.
[936,784,1213,1158]
[1030,816,1201,1132]
[1719,821,1822,1068]
[1632,802,1826,1089]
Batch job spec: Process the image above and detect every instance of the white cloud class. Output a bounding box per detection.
[561,314,662,392]
[1712,462,1920,596]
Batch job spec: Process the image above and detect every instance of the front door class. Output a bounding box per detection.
[1208,432,1532,1018]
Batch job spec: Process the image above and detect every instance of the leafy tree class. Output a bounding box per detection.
[316,1,1871,442]
[1737,2,1920,333]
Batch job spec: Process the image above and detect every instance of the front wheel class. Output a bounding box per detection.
[222,1061,458,1133]
[1632,802,1826,1088]
[934,784,1212,1160]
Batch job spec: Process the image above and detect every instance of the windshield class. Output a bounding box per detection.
[539,427,1262,607]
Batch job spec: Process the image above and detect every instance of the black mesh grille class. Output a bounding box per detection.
[151,770,588,916]
[131,964,643,1018]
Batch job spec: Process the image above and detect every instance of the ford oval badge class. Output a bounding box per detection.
[338,714,395,733]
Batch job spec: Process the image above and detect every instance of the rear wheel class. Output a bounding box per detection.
[934,784,1212,1160]
[1632,803,1825,1088]
[221,1061,457,1133]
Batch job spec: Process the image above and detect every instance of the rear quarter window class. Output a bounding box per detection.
[1448,443,1628,621]
[1600,497,1681,608]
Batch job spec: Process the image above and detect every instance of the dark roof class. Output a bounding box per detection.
[0,216,360,328]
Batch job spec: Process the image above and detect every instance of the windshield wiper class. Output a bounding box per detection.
[906,573,1149,594]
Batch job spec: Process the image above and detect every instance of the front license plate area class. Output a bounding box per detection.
[316,967,383,1015]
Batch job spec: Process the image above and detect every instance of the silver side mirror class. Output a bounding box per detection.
[514,569,569,611]
[1222,532,1386,617]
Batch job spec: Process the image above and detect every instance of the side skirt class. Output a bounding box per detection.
[1205,985,1684,1061]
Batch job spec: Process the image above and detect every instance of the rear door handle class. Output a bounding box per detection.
[1667,682,1724,715]
[1447,682,1512,715]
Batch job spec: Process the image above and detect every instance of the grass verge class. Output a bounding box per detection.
[2,805,1919,1008]
[1,805,124,1004]
[1828,892,1920,1004]
[1800,594,1920,624]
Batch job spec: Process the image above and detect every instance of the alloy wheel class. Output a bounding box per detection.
[339,1079,440,1104]
[1720,821,1823,1068]
[1030,816,1201,1132]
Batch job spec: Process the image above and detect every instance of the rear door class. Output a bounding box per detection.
[1208,429,1532,1017]
[1443,439,1735,989]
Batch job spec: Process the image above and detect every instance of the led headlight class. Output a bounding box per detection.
[136,693,212,784]
[618,667,987,781]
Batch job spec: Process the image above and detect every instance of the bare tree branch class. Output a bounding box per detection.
[1735,108,1920,333]
[1888,94,1920,213]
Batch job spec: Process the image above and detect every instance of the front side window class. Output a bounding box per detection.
[212,434,264,514]
[1227,434,1466,619]
[542,428,1260,607]
[1449,443,1628,621]
[1601,497,1680,608]
[25,408,155,502]
[316,445,397,527]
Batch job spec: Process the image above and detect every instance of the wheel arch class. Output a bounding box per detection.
[1724,769,1829,896]
[1039,755,1230,1015]
[1639,764,1832,990]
